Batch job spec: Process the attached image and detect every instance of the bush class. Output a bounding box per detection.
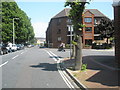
[81,64,87,71]
[85,44,91,47]
[65,44,70,49]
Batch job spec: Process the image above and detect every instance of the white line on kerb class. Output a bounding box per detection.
[12,55,19,59]
[44,50,74,89]
[44,50,57,61]
[0,61,8,67]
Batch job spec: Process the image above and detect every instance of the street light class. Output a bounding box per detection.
[67,19,73,59]
[13,18,19,44]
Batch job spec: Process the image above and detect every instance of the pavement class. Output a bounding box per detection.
[61,54,120,89]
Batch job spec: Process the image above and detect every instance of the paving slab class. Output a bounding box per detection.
[62,56,120,89]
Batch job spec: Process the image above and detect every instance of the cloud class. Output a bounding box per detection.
[32,22,48,38]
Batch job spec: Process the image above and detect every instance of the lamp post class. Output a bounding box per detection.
[67,19,73,59]
[13,18,19,44]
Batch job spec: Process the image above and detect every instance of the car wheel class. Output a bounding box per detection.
[0,51,3,55]
[6,51,8,54]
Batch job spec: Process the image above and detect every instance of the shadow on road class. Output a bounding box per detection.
[30,63,58,71]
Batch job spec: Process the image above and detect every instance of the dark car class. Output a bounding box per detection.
[16,44,24,50]
[0,44,8,55]
[16,44,22,50]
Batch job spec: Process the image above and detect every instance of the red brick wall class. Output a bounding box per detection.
[114,6,120,68]
[47,17,68,48]
[83,11,94,46]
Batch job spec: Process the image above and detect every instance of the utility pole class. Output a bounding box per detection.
[13,18,19,44]
[67,19,73,59]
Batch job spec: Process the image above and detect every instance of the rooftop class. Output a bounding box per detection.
[52,8,107,19]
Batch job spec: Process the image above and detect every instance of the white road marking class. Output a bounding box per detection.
[44,50,57,61]
[21,52,24,54]
[0,61,8,67]
[12,55,19,59]
[57,60,74,89]
[44,50,75,89]
[49,51,62,60]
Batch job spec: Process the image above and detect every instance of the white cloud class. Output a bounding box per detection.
[32,22,48,38]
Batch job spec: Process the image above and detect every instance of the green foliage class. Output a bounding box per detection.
[81,64,87,71]
[85,44,91,47]
[65,0,90,34]
[96,18,114,39]
[109,37,114,40]
[71,40,77,45]
[65,44,70,49]
[2,1,35,44]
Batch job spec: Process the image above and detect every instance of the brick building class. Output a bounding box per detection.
[113,1,120,68]
[46,8,107,48]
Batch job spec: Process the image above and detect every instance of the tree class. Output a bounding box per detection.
[65,0,91,70]
[2,1,35,44]
[96,18,114,45]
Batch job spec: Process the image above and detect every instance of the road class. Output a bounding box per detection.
[1,47,78,89]
[1,47,114,89]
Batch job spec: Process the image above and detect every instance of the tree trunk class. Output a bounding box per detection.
[74,36,82,70]
[106,37,109,48]
[71,33,76,58]
[71,45,75,58]
[106,37,109,44]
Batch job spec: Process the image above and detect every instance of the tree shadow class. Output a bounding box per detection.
[82,55,116,71]
[86,70,119,87]
[62,59,75,69]
[62,55,119,87]
[82,55,119,87]
[30,63,58,71]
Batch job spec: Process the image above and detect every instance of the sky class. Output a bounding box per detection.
[16,0,114,38]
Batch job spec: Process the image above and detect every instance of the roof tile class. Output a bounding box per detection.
[52,8,106,19]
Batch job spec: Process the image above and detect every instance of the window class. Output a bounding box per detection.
[85,39,92,45]
[85,27,92,32]
[67,19,72,25]
[58,19,61,23]
[84,18,92,23]
[57,18,61,25]
[57,29,61,34]
[58,37,61,41]
[94,19,97,24]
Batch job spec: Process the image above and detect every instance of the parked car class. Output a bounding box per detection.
[11,44,17,51]
[6,44,17,52]
[0,44,8,55]
[16,44,25,50]
[21,44,24,49]
[27,44,32,48]
[39,45,45,48]
[6,42,12,52]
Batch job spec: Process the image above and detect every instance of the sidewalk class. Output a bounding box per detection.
[62,56,120,89]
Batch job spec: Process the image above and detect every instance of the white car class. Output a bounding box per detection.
[6,44,17,52]
[11,44,17,51]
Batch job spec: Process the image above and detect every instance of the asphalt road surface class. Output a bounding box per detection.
[1,47,78,89]
[1,47,114,89]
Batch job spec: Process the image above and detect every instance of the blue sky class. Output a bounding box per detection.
[16,1,114,38]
